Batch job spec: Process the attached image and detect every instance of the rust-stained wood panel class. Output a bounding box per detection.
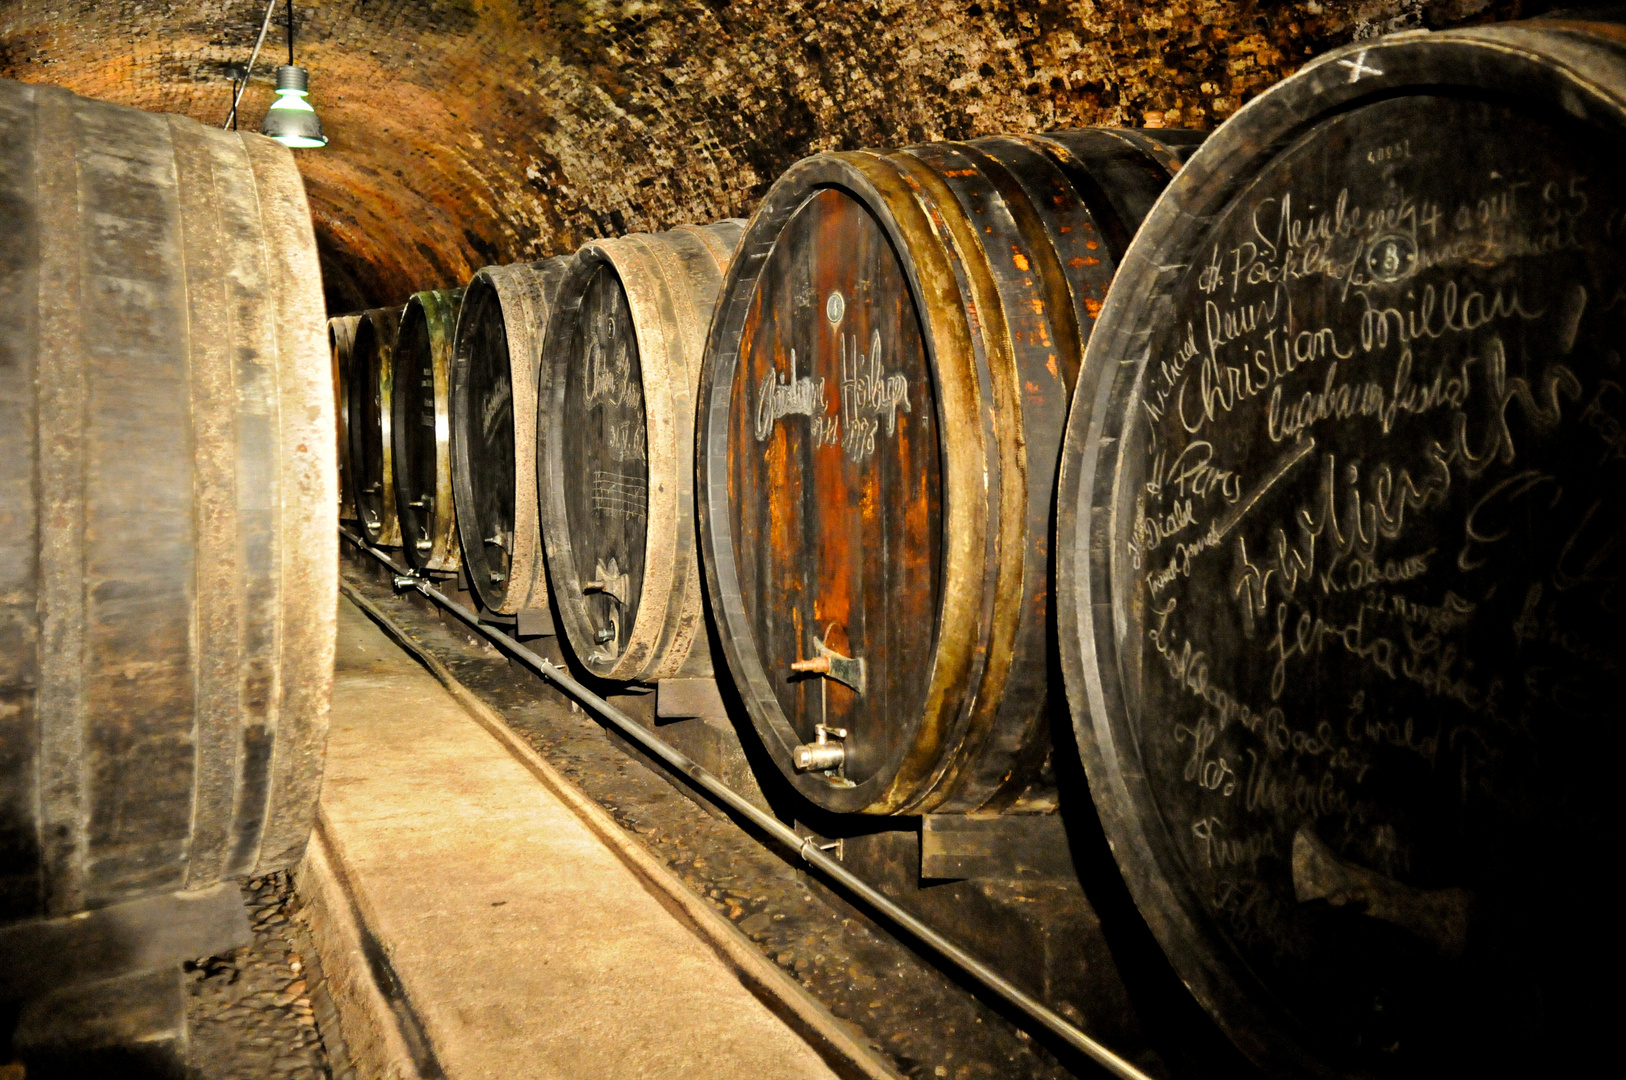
[330,314,361,523]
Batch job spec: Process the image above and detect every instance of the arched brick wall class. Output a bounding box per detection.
[1,0,1530,312]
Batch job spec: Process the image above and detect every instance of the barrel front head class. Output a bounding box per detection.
[348,305,405,547]
[1054,21,1626,1078]
[538,222,743,682]
[452,259,571,615]
[392,288,465,574]
[697,133,1193,816]
[330,314,362,523]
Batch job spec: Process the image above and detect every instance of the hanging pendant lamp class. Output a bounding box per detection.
[262,0,327,148]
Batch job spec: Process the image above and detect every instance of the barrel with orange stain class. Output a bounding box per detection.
[698,129,1201,815]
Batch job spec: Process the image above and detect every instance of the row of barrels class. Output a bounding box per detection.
[335,131,1195,812]
[336,18,1616,1080]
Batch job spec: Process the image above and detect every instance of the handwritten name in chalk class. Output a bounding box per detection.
[1175,713,1238,797]
[1191,818,1278,871]
[839,329,911,464]
[755,347,827,442]
[1267,353,1468,443]
[585,333,636,411]
[479,372,512,441]
[1233,450,1450,619]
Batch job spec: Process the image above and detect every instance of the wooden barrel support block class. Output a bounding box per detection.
[348,305,405,547]
[697,132,1197,816]
[1055,21,1625,1077]
[0,78,334,923]
[392,288,465,574]
[451,259,571,614]
[331,314,361,522]
[540,221,745,682]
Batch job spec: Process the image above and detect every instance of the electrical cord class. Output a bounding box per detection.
[223,0,282,130]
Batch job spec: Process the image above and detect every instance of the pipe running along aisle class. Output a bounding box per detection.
[337,529,1153,1080]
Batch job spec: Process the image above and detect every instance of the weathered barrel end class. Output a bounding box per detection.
[539,221,746,683]
[452,260,572,615]
[348,304,406,547]
[393,287,466,575]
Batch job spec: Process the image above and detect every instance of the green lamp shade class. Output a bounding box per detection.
[262,65,327,148]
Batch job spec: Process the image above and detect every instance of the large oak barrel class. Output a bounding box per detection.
[451,260,571,614]
[347,305,405,547]
[539,222,745,681]
[1054,21,1621,1078]
[0,79,334,922]
[392,288,465,574]
[330,314,361,522]
[696,131,1199,815]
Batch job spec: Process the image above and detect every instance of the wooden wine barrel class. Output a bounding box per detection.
[451,259,571,614]
[392,288,465,574]
[330,314,361,522]
[696,131,1200,816]
[539,221,745,681]
[1054,21,1622,1079]
[0,79,334,924]
[347,305,404,547]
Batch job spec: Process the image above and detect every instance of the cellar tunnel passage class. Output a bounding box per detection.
[1,0,1535,314]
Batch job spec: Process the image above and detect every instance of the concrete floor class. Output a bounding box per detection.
[310,598,845,1080]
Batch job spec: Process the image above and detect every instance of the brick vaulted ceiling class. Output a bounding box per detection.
[2,0,1527,313]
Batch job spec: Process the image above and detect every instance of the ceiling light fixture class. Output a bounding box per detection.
[261,0,327,149]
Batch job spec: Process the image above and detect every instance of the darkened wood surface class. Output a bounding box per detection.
[539,222,745,682]
[451,259,571,615]
[347,305,405,547]
[330,314,361,522]
[392,288,465,574]
[0,78,334,929]
[1055,20,1624,1078]
[698,131,1198,816]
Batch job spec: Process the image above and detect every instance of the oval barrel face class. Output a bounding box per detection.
[348,308,402,547]
[395,310,439,560]
[393,292,461,572]
[1065,54,1623,1076]
[730,188,941,789]
[351,322,387,542]
[561,263,649,660]
[461,288,518,594]
[331,316,359,522]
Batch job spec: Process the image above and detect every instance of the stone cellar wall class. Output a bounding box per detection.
[1,0,1536,311]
